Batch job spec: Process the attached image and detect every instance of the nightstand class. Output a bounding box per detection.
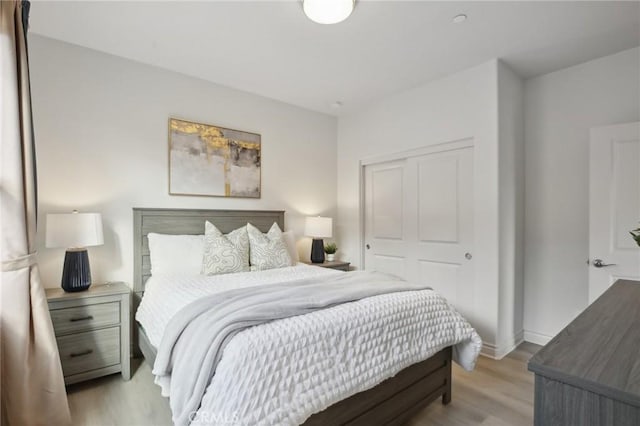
[46,282,131,385]
[303,260,351,271]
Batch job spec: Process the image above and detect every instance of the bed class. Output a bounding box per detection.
[132,208,481,425]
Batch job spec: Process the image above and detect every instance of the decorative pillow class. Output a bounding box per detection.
[148,233,204,276]
[201,221,250,275]
[282,231,299,264]
[247,222,293,271]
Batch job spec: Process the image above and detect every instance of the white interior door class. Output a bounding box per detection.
[589,122,640,303]
[363,145,474,312]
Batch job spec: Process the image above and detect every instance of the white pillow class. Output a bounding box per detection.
[282,231,299,264]
[247,222,292,271]
[201,222,250,275]
[147,233,204,276]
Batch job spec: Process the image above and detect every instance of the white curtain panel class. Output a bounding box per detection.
[0,1,71,424]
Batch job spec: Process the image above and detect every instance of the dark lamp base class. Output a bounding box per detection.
[61,249,92,292]
[310,238,325,264]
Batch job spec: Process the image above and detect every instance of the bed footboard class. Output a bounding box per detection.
[303,346,452,426]
[138,322,452,425]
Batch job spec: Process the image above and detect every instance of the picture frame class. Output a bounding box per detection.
[168,118,261,198]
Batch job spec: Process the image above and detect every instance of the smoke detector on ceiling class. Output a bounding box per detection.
[453,14,468,24]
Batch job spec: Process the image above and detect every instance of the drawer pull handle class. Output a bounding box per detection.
[69,349,93,358]
[69,316,93,322]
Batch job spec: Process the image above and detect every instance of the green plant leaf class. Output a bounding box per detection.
[631,223,640,247]
[323,242,338,254]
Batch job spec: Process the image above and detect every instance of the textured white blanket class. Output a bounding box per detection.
[136,266,482,426]
[137,265,342,348]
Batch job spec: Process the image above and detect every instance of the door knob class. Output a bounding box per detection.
[465,253,472,260]
[592,259,616,268]
[366,244,370,250]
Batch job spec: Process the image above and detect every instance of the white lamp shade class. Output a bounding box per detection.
[303,0,354,24]
[305,216,332,238]
[46,212,104,249]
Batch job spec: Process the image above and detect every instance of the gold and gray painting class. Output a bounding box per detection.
[169,118,261,198]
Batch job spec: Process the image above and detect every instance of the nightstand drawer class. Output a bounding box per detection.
[57,327,120,377]
[50,302,120,335]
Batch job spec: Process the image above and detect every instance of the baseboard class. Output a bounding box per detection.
[480,342,499,359]
[480,330,524,360]
[523,330,553,346]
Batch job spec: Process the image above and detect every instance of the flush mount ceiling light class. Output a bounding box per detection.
[303,0,355,25]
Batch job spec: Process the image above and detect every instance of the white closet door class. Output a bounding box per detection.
[363,160,409,279]
[364,146,474,312]
[410,147,474,309]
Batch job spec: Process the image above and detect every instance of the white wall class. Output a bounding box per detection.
[337,61,503,350]
[524,47,640,344]
[497,61,525,350]
[29,35,338,289]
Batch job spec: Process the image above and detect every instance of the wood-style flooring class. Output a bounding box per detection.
[408,343,538,426]
[66,342,539,426]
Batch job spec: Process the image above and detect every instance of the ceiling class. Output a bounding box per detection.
[30,1,640,116]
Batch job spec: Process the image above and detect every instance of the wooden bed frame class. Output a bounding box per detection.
[132,208,453,425]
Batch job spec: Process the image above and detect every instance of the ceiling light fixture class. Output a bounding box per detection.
[452,14,467,24]
[303,0,355,25]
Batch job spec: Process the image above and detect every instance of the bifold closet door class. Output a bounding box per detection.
[364,146,474,311]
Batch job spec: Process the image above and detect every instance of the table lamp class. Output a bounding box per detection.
[46,211,104,292]
[305,216,332,263]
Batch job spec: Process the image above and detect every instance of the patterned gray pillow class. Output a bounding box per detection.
[247,222,292,271]
[201,221,250,275]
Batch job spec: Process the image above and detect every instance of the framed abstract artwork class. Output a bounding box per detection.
[168,118,261,198]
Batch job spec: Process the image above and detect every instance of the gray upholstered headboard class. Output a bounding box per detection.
[132,208,285,293]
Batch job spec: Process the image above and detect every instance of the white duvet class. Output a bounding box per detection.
[136,264,482,425]
[137,265,343,349]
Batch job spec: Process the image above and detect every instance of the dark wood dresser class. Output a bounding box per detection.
[528,279,640,426]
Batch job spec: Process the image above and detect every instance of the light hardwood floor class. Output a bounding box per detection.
[408,342,538,426]
[66,343,539,426]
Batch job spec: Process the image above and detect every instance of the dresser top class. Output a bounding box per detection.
[528,280,640,407]
[46,282,130,302]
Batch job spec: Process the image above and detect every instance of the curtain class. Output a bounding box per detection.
[1,1,71,424]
